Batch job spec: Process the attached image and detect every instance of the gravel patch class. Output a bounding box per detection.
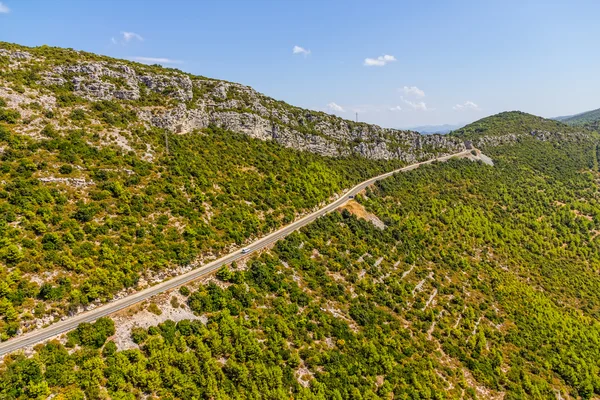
[111,291,204,351]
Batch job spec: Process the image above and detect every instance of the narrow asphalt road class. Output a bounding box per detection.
[0,150,473,357]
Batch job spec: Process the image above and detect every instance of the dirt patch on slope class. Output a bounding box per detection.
[339,200,385,229]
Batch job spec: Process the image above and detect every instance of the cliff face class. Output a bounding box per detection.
[0,45,466,162]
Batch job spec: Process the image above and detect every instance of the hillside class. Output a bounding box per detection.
[1,116,600,399]
[1,42,439,342]
[2,41,600,399]
[555,107,600,131]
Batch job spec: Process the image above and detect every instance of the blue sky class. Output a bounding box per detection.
[1,0,599,128]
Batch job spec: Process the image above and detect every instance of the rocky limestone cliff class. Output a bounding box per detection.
[0,46,466,162]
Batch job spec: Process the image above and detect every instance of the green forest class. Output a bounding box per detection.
[1,41,443,341]
[2,132,600,399]
[557,107,600,132]
[0,118,404,339]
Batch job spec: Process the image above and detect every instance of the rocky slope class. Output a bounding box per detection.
[0,43,466,162]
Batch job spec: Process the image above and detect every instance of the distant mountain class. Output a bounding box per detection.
[553,107,600,130]
[553,114,573,122]
[408,123,466,135]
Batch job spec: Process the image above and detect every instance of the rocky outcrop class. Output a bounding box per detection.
[38,177,95,188]
[2,48,594,162]
[0,49,32,60]
[48,63,141,101]
[529,130,592,142]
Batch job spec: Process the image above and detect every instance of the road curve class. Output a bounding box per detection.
[0,150,472,357]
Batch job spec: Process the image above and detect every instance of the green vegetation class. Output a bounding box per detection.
[66,317,115,349]
[1,40,442,342]
[2,134,599,399]
[556,107,600,131]
[0,99,20,124]
[2,40,600,399]
[0,121,403,339]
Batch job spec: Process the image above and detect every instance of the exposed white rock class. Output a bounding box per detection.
[29,55,468,161]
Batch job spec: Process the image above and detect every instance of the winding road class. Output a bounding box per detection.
[0,149,475,357]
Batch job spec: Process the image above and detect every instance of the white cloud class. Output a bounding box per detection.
[401,97,428,111]
[401,86,425,98]
[121,31,143,42]
[327,102,345,113]
[398,87,430,111]
[111,37,117,45]
[389,106,402,112]
[453,101,480,111]
[132,56,183,65]
[0,2,10,13]
[364,54,396,67]
[293,45,311,56]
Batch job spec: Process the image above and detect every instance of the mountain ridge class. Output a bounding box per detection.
[0,42,466,163]
[449,111,597,150]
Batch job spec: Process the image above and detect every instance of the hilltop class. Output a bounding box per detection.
[450,111,593,147]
